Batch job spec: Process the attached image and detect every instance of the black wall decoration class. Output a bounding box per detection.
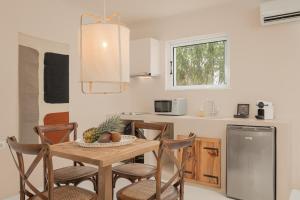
[44,52,69,103]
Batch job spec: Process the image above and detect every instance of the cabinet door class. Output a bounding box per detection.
[196,138,221,188]
[177,135,196,180]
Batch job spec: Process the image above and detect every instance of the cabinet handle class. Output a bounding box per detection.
[203,174,219,184]
[170,61,173,75]
[203,147,218,151]
[203,147,219,156]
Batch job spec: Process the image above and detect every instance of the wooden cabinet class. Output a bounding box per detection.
[177,135,221,188]
[177,135,196,180]
[196,138,221,188]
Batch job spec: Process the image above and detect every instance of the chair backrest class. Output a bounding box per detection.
[131,121,168,160]
[7,136,53,200]
[33,123,77,145]
[155,133,196,200]
[131,121,168,141]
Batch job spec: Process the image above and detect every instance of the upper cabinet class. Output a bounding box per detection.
[130,38,160,77]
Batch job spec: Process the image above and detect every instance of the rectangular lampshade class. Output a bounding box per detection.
[81,23,130,83]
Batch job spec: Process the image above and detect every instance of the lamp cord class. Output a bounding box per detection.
[103,0,106,22]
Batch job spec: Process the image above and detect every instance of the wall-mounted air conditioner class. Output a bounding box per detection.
[260,0,300,25]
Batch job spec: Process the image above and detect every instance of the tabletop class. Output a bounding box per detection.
[50,139,160,167]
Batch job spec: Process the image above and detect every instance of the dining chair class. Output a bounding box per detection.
[112,121,168,189]
[7,136,97,200]
[116,132,196,200]
[34,123,98,191]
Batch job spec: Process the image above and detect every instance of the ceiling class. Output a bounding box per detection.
[82,0,237,24]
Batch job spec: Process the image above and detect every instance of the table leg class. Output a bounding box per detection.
[98,165,113,200]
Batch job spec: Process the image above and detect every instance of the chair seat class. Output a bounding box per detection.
[54,166,97,183]
[30,186,96,200]
[117,180,178,200]
[113,163,156,178]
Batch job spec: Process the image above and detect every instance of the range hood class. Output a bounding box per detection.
[130,72,152,77]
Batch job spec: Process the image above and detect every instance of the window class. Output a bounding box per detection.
[166,34,229,90]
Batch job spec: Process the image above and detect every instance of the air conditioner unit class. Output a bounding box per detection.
[260,0,300,25]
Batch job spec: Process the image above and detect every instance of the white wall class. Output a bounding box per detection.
[127,0,300,190]
[0,0,101,198]
[1,0,300,198]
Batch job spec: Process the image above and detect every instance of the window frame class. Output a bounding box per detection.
[165,34,230,91]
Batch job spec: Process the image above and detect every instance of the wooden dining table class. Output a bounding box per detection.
[50,139,160,200]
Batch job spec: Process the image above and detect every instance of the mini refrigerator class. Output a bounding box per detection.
[226,125,276,200]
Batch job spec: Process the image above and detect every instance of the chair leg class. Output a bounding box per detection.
[112,174,120,198]
[112,174,115,198]
[180,178,184,200]
[112,174,119,189]
[128,178,136,183]
[92,176,98,193]
[20,190,25,200]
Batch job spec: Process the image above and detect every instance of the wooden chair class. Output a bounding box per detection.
[116,133,196,200]
[7,136,96,200]
[112,122,168,189]
[33,123,98,191]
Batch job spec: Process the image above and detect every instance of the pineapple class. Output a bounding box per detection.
[82,115,124,143]
[95,115,124,142]
[83,128,98,143]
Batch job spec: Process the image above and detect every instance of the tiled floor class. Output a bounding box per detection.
[6,179,230,200]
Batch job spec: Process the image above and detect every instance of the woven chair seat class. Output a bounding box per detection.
[54,166,97,183]
[117,180,178,200]
[113,163,156,178]
[30,186,96,200]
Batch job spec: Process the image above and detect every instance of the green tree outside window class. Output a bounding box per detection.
[174,40,226,86]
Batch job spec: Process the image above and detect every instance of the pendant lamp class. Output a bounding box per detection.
[80,0,130,94]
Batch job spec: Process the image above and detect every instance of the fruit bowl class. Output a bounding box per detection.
[76,135,137,148]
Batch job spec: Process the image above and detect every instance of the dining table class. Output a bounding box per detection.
[50,139,160,200]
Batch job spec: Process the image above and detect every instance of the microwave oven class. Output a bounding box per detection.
[154,98,187,116]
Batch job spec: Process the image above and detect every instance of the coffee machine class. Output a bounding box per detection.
[255,101,274,120]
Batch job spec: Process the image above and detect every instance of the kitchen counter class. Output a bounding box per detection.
[121,113,291,200]
[121,113,288,126]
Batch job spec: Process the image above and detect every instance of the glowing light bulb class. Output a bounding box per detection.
[101,41,108,48]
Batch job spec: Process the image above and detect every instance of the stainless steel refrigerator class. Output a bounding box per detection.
[226,125,276,200]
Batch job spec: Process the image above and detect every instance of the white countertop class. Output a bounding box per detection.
[121,113,288,126]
